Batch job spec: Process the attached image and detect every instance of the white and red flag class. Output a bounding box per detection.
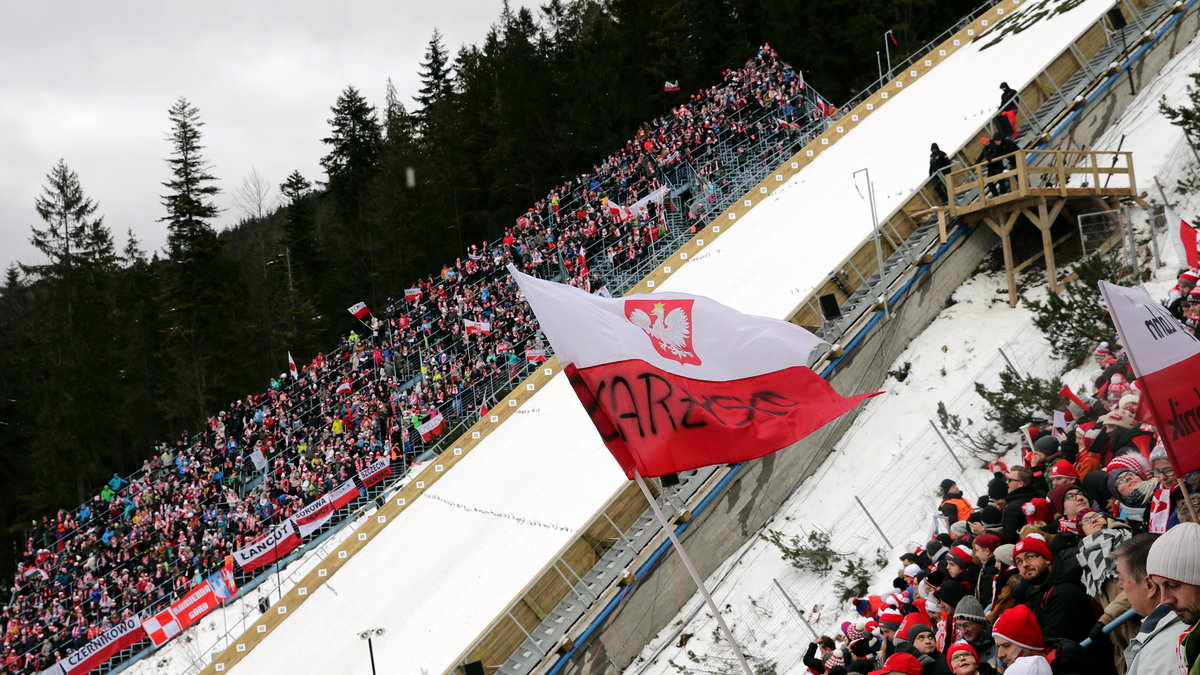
[1165,206,1199,269]
[41,616,145,675]
[463,319,491,335]
[525,348,548,363]
[287,351,298,379]
[347,301,371,319]
[335,379,352,395]
[1099,281,1200,475]
[663,80,680,92]
[509,266,878,478]
[405,287,422,303]
[328,478,360,509]
[417,410,447,441]
[142,607,181,646]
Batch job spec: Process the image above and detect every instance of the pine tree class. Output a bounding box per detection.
[22,159,116,283]
[414,29,454,126]
[158,96,241,424]
[161,97,221,256]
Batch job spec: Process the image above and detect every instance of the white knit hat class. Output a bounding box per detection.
[1005,656,1053,675]
[1147,522,1200,585]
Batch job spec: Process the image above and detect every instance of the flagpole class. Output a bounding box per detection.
[632,468,755,675]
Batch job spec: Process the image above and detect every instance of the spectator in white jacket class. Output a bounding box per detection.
[1115,533,1186,674]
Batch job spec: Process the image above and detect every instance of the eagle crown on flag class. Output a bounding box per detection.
[508,265,879,479]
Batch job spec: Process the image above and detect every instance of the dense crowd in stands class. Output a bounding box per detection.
[799,270,1200,674]
[1,45,831,674]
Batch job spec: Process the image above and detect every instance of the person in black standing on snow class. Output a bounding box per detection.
[929,143,953,204]
[997,82,1020,139]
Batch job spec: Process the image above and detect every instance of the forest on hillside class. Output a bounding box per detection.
[0,0,978,577]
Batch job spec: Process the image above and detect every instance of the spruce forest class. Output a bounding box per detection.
[0,0,977,577]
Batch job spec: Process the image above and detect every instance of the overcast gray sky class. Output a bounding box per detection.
[0,1,532,273]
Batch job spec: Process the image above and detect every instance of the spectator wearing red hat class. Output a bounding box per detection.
[991,604,1094,672]
[868,651,923,675]
[970,534,1002,609]
[1047,460,1079,489]
[1168,269,1199,320]
[945,640,998,674]
[1011,535,1096,643]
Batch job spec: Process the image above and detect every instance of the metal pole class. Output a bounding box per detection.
[855,168,891,320]
[884,31,894,80]
[1140,201,1161,269]
[876,51,882,84]
[998,347,1021,376]
[854,495,893,549]
[772,578,818,639]
[929,420,966,471]
[633,469,755,675]
[367,636,377,675]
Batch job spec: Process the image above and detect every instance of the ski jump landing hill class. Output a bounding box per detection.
[197,0,1200,673]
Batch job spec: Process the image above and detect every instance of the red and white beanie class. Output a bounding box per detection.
[1013,534,1052,561]
[1022,498,1053,525]
[1107,453,1149,476]
[1048,459,1078,480]
[992,604,1045,652]
[946,545,973,566]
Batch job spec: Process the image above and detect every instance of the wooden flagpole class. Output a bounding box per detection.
[632,468,754,675]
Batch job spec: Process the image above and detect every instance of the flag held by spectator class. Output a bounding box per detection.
[418,411,447,441]
[347,301,370,319]
[249,447,268,473]
[525,348,547,363]
[663,80,680,92]
[464,319,491,335]
[509,265,879,479]
[404,287,422,303]
[288,351,298,379]
[335,379,352,395]
[1099,281,1200,475]
[1166,206,1199,269]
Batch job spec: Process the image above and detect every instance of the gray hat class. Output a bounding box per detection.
[1148,522,1200,586]
[953,595,987,624]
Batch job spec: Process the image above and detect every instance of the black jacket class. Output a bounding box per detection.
[1001,484,1039,543]
[999,87,1019,112]
[1015,562,1097,642]
[929,150,952,177]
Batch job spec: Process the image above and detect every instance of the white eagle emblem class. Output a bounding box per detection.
[625,299,701,365]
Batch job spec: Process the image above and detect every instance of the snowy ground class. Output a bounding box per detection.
[122,2,1200,674]
[620,28,1200,675]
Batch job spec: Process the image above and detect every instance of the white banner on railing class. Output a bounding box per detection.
[40,615,144,675]
[329,478,360,510]
[357,457,392,489]
[232,521,300,572]
[290,495,334,538]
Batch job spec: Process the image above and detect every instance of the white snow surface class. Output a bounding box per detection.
[121,1,1200,673]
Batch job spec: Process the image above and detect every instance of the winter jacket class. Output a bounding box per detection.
[1002,484,1040,543]
[1044,636,1095,674]
[1014,561,1097,643]
[929,150,952,178]
[1125,604,1187,675]
[940,497,972,524]
[975,559,999,609]
[999,87,1019,112]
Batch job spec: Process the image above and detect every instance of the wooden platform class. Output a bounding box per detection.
[945,148,1142,305]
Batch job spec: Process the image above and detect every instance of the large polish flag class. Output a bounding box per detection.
[1100,281,1200,475]
[509,266,878,478]
[1166,206,1199,269]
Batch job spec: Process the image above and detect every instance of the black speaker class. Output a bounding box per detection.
[1106,7,1127,30]
[818,293,842,321]
[462,662,485,675]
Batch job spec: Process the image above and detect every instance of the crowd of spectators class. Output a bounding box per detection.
[1,45,833,675]
[800,271,1200,674]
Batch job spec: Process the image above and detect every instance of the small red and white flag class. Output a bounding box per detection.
[143,607,181,646]
[1166,206,1199,269]
[604,199,632,222]
[335,379,352,395]
[287,351,298,379]
[509,266,879,478]
[525,348,548,363]
[1099,281,1200,476]
[663,80,680,92]
[347,301,371,319]
[464,319,491,335]
[797,70,805,90]
[405,288,422,303]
